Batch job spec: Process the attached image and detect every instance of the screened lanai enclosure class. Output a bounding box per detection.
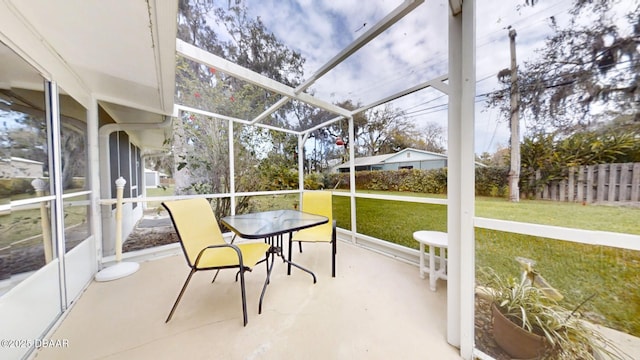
[1,0,639,359]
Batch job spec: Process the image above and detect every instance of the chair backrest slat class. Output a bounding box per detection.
[163,198,225,267]
[302,191,333,234]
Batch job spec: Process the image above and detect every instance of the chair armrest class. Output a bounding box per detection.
[193,243,244,268]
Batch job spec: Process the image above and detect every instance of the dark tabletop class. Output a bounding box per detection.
[221,209,328,239]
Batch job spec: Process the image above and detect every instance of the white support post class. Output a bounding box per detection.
[460,0,477,358]
[348,116,357,243]
[448,1,477,359]
[447,9,463,350]
[228,119,236,214]
[298,134,305,192]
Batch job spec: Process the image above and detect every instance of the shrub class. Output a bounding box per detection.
[0,178,38,197]
[320,166,508,197]
[476,166,509,197]
[303,172,324,190]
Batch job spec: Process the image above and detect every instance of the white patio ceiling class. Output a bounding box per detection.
[0,0,177,150]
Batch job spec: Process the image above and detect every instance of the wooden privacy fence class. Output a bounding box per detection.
[530,163,640,203]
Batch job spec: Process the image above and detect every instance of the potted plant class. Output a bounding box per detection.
[481,258,630,360]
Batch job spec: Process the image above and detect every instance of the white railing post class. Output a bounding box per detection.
[94,177,140,281]
[114,177,126,262]
[31,178,53,264]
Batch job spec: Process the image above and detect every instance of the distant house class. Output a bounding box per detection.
[0,157,44,178]
[144,168,169,188]
[333,148,449,173]
[333,148,487,173]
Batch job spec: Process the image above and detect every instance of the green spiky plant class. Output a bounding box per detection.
[482,259,631,360]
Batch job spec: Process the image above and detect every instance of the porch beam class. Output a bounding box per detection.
[250,97,290,124]
[302,115,345,136]
[353,75,448,115]
[248,0,425,128]
[300,0,425,90]
[174,104,300,135]
[176,39,351,118]
[249,0,426,126]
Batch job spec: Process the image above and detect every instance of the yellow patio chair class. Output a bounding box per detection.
[162,198,270,326]
[289,191,337,277]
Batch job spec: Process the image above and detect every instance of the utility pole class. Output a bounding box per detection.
[508,28,520,202]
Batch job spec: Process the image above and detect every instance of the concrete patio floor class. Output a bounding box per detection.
[34,240,461,360]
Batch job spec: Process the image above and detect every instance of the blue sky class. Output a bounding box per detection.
[228,0,627,154]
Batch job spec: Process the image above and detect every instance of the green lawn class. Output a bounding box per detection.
[145,186,176,209]
[476,196,640,234]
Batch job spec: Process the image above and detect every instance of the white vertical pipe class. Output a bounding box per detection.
[228,119,236,214]
[447,8,462,350]
[140,156,147,209]
[348,116,357,243]
[87,96,102,268]
[460,0,477,358]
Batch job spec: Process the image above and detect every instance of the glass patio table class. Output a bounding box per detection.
[220,209,328,312]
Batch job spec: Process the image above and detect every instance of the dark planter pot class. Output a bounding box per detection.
[492,303,548,359]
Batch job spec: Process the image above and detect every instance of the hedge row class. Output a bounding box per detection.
[0,178,36,197]
[0,177,84,198]
[319,166,509,197]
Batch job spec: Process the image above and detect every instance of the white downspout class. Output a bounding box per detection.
[87,96,102,269]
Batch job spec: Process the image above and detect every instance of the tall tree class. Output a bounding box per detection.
[489,0,639,134]
[418,122,447,154]
[174,0,306,215]
[359,105,414,156]
[2,109,84,190]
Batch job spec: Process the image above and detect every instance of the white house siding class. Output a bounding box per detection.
[0,157,44,178]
